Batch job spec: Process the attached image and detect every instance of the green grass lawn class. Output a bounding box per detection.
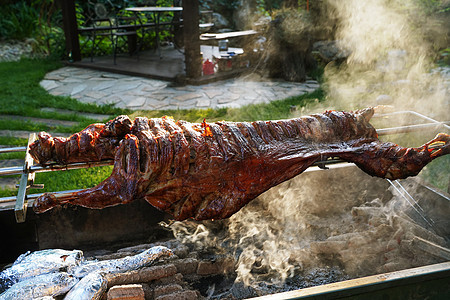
[0,59,127,120]
[0,57,447,198]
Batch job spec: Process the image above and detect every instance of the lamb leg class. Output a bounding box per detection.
[339,133,449,179]
[33,134,143,213]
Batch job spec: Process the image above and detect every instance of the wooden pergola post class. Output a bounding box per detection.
[59,0,81,61]
[182,0,202,79]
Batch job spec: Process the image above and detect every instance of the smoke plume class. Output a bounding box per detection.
[320,0,449,120]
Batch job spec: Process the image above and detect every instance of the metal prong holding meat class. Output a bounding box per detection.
[29,109,449,221]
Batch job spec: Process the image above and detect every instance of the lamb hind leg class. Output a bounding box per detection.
[340,133,449,180]
[33,134,142,213]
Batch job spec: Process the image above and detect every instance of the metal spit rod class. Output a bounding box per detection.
[0,120,447,177]
[0,146,27,154]
[376,110,450,130]
[386,179,435,229]
[375,110,450,133]
[376,121,450,135]
[0,160,114,177]
[0,189,83,205]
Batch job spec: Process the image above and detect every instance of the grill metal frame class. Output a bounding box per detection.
[251,261,450,300]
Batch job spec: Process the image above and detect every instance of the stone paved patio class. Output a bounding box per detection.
[40,67,320,111]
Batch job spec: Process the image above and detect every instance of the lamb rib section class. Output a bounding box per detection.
[29,108,450,221]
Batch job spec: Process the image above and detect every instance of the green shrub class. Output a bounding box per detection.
[0,1,39,40]
[0,0,66,58]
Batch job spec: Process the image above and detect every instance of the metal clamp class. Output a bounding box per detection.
[15,133,36,223]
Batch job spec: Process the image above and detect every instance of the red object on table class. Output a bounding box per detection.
[202,59,215,75]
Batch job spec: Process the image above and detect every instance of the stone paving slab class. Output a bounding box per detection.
[0,176,19,189]
[40,108,111,122]
[40,67,320,111]
[0,159,23,190]
[0,115,78,128]
[0,130,70,139]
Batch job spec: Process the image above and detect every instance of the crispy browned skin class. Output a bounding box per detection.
[30,108,449,220]
[29,115,132,165]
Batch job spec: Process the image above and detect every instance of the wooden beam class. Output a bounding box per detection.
[182,0,202,79]
[59,0,81,61]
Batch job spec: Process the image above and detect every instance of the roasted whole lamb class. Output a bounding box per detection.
[29,108,449,220]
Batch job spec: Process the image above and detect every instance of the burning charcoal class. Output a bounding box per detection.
[352,206,388,227]
[378,262,403,273]
[105,264,177,287]
[411,236,450,260]
[0,249,83,292]
[370,224,394,240]
[64,272,107,300]
[68,246,173,278]
[339,252,376,275]
[156,273,184,285]
[367,215,389,227]
[117,243,155,253]
[83,249,113,258]
[384,248,402,262]
[309,240,348,254]
[303,267,349,287]
[106,284,145,300]
[351,206,384,222]
[118,241,190,259]
[230,281,257,299]
[327,232,364,242]
[153,283,183,298]
[393,216,446,246]
[392,228,404,244]
[0,272,78,299]
[173,258,199,275]
[89,252,134,261]
[141,283,153,299]
[385,239,399,251]
[400,234,450,265]
[171,244,190,259]
[398,238,440,267]
[197,257,235,276]
[154,290,198,300]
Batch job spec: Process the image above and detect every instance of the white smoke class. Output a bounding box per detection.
[167,166,448,288]
[321,0,449,119]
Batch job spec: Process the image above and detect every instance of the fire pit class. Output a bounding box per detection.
[158,163,450,299]
[1,163,449,299]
